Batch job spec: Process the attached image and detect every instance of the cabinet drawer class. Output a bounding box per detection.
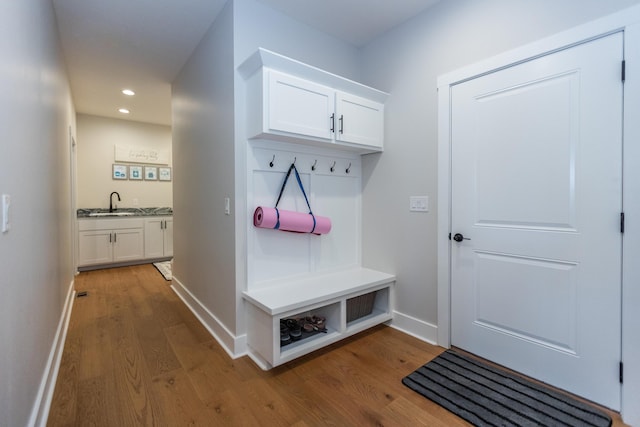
[78,218,144,231]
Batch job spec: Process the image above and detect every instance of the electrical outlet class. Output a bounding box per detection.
[409,196,428,212]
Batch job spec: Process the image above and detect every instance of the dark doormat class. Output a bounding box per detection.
[402,350,611,427]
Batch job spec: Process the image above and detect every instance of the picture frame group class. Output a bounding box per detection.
[112,164,171,181]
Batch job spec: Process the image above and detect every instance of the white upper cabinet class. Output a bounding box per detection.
[240,49,388,154]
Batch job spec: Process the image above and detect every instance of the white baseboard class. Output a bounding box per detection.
[246,347,271,371]
[171,275,247,359]
[29,280,75,427]
[390,310,439,346]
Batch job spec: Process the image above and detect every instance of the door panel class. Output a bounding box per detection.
[113,229,144,262]
[335,92,384,148]
[144,218,165,258]
[473,72,578,231]
[268,70,334,140]
[164,219,173,257]
[451,33,623,409]
[474,252,578,353]
[78,230,112,266]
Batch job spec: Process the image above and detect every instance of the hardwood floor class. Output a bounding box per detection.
[47,264,627,426]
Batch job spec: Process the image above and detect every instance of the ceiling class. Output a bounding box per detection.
[53,0,439,126]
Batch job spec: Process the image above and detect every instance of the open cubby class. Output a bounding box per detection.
[346,287,390,332]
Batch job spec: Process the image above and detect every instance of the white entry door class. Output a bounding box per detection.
[450,32,623,409]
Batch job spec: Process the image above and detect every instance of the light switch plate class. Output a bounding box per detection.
[2,194,10,232]
[409,196,428,212]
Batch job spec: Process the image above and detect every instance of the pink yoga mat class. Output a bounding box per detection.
[253,206,331,235]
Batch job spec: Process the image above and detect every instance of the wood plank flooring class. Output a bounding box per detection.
[47,264,627,426]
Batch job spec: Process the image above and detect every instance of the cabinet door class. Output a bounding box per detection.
[267,70,334,140]
[144,218,165,258]
[112,228,144,262]
[163,219,173,257]
[335,92,384,149]
[78,230,112,266]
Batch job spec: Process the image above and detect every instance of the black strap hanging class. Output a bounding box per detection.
[274,163,316,233]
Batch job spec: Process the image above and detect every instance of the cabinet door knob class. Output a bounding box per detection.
[330,113,335,133]
[339,114,344,134]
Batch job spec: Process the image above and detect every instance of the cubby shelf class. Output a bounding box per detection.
[243,268,395,369]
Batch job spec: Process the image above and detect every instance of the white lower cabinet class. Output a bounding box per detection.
[243,268,394,369]
[78,218,144,267]
[144,217,173,258]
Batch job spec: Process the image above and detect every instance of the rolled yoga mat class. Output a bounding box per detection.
[253,206,332,235]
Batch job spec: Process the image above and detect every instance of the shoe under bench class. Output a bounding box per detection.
[242,267,395,369]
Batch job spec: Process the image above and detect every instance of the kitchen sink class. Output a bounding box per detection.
[88,212,135,217]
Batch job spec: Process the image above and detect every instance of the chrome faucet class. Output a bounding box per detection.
[109,192,120,212]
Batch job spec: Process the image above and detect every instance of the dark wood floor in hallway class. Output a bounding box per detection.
[47,264,626,426]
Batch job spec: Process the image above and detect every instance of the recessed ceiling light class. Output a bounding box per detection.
[122,89,135,96]
[118,108,130,114]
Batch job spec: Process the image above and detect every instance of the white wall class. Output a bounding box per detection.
[0,1,76,425]
[172,0,237,350]
[359,0,640,340]
[171,0,362,354]
[76,114,172,208]
[232,0,361,81]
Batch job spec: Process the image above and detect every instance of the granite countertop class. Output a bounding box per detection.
[77,207,173,218]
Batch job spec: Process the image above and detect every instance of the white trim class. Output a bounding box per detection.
[436,78,452,349]
[438,6,640,425]
[171,276,247,359]
[390,311,438,345]
[29,281,75,427]
[621,21,640,427]
[436,5,640,88]
[246,347,271,371]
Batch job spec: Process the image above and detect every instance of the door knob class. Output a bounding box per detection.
[453,233,470,242]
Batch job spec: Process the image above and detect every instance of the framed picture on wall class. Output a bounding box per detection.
[144,166,158,180]
[129,165,143,180]
[159,167,172,181]
[112,164,127,180]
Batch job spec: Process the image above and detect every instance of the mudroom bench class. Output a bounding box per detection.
[243,268,395,369]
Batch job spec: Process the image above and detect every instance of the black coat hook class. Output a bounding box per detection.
[311,160,317,171]
[346,162,351,174]
[330,161,336,172]
[269,155,275,168]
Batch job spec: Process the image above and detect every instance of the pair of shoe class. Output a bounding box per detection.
[300,315,327,333]
[280,318,302,346]
[280,321,291,345]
